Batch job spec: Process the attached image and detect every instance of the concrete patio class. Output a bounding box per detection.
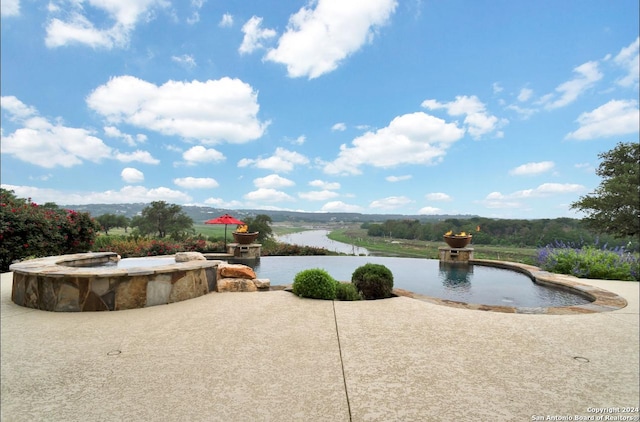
[1,271,638,421]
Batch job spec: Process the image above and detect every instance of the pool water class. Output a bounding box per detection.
[82,257,177,269]
[253,256,591,308]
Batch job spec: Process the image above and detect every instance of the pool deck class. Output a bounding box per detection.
[1,271,638,421]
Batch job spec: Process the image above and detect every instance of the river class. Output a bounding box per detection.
[275,229,370,255]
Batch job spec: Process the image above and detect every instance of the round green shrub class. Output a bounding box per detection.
[351,263,394,300]
[335,282,362,301]
[292,268,337,300]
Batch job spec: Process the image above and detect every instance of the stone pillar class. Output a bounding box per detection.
[438,247,474,263]
[226,243,261,260]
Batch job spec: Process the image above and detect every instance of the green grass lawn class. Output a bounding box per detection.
[327,227,538,264]
[193,223,232,239]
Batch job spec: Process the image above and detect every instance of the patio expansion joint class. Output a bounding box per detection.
[332,300,353,422]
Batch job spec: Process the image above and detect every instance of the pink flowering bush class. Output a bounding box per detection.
[1,189,99,271]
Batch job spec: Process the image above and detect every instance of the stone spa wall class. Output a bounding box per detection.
[9,252,269,312]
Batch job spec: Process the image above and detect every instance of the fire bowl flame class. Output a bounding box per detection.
[232,232,259,244]
[443,234,472,248]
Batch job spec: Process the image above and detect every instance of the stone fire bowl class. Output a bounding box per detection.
[232,232,259,244]
[443,235,472,248]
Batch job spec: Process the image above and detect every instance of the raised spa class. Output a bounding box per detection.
[10,252,220,312]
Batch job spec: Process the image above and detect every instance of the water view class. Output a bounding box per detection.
[276,229,369,255]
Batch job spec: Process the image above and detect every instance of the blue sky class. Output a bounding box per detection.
[1,0,638,219]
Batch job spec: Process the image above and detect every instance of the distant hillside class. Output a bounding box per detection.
[62,203,477,224]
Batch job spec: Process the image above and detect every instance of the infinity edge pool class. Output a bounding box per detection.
[405,258,628,314]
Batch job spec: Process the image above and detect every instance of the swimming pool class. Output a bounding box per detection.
[253,256,592,308]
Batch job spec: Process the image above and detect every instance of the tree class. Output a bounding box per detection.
[243,214,273,242]
[116,215,130,232]
[131,201,194,238]
[571,142,640,238]
[96,213,117,235]
[96,213,130,234]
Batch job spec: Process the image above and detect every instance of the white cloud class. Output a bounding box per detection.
[171,54,197,68]
[239,16,276,54]
[332,122,347,131]
[298,190,339,201]
[517,88,533,102]
[574,162,595,173]
[487,183,585,201]
[369,196,413,210]
[29,174,53,182]
[219,13,233,27]
[481,197,523,210]
[238,147,309,173]
[506,104,537,120]
[182,146,226,164]
[174,177,219,189]
[187,0,206,24]
[418,206,442,215]
[253,174,295,189]
[1,184,191,205]
[2,117,112,168]
[320,201,363,213]
[425,192,451,201]
[613,37,639,88]
[1,96,36,119]
[45,0,169,49]
[480,183,585,211]
[121,167,144,183]
[104,126,145,146]
[492,82,503,94]
[2,96,160,167]
[265,0,398,79]
[421,95,505,139]
[309,180,340,190]
[565,99,639,140]
[187,13,200,25]
[114,150,160,164]
[204,197,243,208]
[512,183,585,198]
[1,0,20,16]
[87,76,269,143]
[541,61,602,109]
[244,188,294,203]
[386,175,412,182]
[323,112,464,175]
[509,161,555,176]
[290,135,306,145]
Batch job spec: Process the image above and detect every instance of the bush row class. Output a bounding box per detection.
[292,263,394,301]
[261,241,334,256]
[93,235,226,257]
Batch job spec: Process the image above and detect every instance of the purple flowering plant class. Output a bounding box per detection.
[537,239,639,281]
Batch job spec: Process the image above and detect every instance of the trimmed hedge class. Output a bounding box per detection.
[351,263,394,299]
[292,268,337,300]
